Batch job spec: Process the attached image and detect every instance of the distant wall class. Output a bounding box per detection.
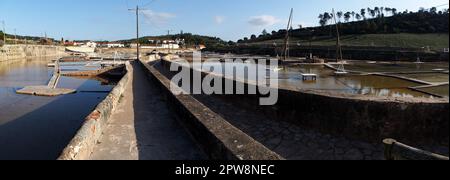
[160,59,449,148]
[0,45,65,62]
[205,45,449,62]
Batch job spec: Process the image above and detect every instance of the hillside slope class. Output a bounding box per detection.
[250,33,449,51]
[118,33,226,47]
[238,9,449,51]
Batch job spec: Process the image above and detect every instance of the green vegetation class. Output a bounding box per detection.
[0,31,4,45]
[238,7,449,51]
[0,31,56,45]
[250,33,449,51]
[119,33,228,48]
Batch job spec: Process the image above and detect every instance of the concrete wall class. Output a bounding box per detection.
[140,60,283,160]
[273,89,449,146]
[58,63,131,160]
[0,45,66,62]
[159,59,449,147]
[206,45,449,62]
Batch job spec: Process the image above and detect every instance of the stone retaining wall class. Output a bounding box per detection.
[139,60,284,160]
[58,62,131,160]
[159,59,449,147]
[0,45,66,62]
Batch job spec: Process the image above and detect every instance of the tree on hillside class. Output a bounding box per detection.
[250,34,257,40]
[385,7,392,16]
[419,7,426,13]
[319,19,326,26]
[392,8,397,15]
[262,29,269,36]
[271,30,277,35]
[374,7,380,17]
[369,9,376,18]
[318,14,324,22]
[337,11,343,22]
[356,14,362,21]
[318,13,333,26]
[361,9,366,19]
[351,11,356,21]
[344,12,351,22]
[324,12,332,24]
[430,7,437,14]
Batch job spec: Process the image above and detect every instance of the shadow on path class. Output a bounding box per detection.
[132,62,206,160]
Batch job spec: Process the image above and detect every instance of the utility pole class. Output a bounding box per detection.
[332,9,343,62]
[40,33,43,45]
[14,28,17,44]
[283,8,293,61]
[167,29,173,53]
[1,21,5,44]
[45,32,49,45]
[129,5,147,60]
[136,6,140,60]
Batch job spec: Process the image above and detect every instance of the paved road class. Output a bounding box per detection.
[90,62,206,160]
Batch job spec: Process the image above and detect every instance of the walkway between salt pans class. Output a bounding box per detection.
[89,62,205,160]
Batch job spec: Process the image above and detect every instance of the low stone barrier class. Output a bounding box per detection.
[58,62,132,160]
[62,65,125,77]
[139,60,283,160]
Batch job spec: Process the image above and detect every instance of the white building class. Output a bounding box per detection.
[161,43,180,49]
[73,42,85,46]
[106,43,125,48]
[84,41,97,48]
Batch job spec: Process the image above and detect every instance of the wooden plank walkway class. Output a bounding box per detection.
[16,60,76,96]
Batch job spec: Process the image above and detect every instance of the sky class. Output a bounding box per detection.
[0,0,448,41]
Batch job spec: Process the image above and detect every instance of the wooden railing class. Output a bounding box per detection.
[383,139,449,160]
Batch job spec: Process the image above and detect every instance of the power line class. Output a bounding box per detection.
[424,3,449,11]
[434,3,449,8]
[124,0,130,9]
[128,0,148,60]
[140,0,157,8]
[124,0,156,8]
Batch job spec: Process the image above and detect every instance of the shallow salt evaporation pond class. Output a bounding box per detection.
[0,58,117,160]
[194,60,436,98]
